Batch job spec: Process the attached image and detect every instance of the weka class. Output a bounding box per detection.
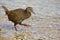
[2,6,35,31]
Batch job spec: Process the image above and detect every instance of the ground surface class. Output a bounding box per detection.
[0,0,60,40]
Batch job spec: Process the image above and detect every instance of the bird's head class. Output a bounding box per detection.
[26,7,35,14]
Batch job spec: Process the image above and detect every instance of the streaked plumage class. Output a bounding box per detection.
[2,6,35,31]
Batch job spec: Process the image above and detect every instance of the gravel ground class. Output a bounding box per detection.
[0,0,60,40]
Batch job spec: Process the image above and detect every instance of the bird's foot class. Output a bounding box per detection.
[21,24,31,27]
[14,26,19,31]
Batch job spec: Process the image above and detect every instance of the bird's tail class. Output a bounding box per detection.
[2,5,9,11]
[0,3,8,11]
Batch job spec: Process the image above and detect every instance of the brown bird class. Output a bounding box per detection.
[2,6,35,31]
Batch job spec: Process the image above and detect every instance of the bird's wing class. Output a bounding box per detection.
[8,9,24,22]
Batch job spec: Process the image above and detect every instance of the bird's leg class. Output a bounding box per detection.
[21,24,30,26]
[0,27,1,31]
[14,24,18,31]
[19,22,30,27]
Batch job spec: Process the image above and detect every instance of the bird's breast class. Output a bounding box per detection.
[23,12,31,19]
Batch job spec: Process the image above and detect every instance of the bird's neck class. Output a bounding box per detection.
[23,10,31,19]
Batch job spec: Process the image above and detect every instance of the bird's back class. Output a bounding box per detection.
[8,8,25,23]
